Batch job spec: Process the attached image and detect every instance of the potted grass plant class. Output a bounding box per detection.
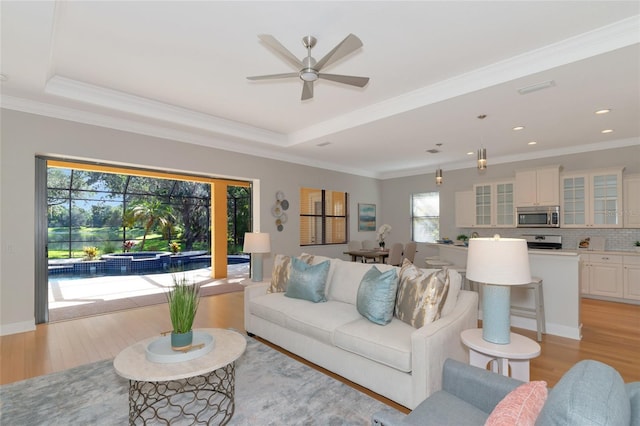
[166,275,201,350]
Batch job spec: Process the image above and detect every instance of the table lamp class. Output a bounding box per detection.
[466,235,531,344]
[243,232,271,282]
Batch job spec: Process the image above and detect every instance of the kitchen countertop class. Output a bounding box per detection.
[426,243,640,256]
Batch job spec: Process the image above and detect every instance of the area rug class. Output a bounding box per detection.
[0,334,389,425]
[48,281,245,322]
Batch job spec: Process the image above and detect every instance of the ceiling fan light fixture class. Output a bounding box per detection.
[300,69,319,82]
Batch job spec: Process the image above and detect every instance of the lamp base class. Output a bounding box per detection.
[252,253,264,282]
[482,284,512,344]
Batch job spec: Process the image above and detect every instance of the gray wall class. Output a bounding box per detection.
[0,109,382,333]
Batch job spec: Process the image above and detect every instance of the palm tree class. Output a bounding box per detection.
[129,199,174,251]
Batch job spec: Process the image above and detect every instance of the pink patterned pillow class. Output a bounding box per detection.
[485,381,548,426]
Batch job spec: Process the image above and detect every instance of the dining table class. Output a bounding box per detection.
[343,249,389,263]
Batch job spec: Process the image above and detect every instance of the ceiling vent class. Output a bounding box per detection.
[518,80,556,95]
[426,149,440,154]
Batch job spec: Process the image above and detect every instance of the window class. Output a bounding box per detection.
[411,192,439,243]
[300,188,348,245]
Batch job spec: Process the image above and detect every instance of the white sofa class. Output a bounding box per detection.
[244,255,478,410]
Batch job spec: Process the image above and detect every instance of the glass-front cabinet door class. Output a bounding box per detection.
[474,184,492,226]
[562,168,623,228]
[495,182,514,226]
[562,175,587,227]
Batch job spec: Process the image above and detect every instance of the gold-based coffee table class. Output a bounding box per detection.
[114,328,246,425]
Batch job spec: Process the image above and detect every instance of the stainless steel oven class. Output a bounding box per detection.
[517,206,560,228]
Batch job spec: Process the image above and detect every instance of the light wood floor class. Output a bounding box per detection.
[1,293,638,414]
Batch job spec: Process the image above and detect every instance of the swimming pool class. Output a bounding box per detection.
[48,252,249,278]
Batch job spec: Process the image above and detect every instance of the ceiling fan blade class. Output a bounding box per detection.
[247,73,298,81]
[301,81,314,100]
[258,34,304,69]
[318,73,369,88]
[314,34,363,71]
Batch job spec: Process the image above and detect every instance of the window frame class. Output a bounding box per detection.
[410,191,440,243]
[299,188,348,246]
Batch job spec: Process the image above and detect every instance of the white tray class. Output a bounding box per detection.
[146,331,215,363]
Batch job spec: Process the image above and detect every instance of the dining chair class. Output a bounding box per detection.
[362,240,377,250]
[386,243,403,266]
[403,242,417,263]
[347,240,362,251]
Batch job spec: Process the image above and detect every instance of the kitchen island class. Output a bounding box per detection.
[426,243,582,340]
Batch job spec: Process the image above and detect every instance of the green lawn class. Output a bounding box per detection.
[47,227,208,259]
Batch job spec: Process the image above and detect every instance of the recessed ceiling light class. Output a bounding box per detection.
[513,126,525,131]
[316,141,331,147]
[595,109,611,115]
[528,141,537,145]
[466,151,474,156]
[601,129,614,134]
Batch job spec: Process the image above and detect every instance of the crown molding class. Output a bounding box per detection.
[378,137,640,180]
[0,95,378,178]
[44,76,288,147]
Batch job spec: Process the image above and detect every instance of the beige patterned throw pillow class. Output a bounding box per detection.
[394,259,450,328]
[268,253,314,293]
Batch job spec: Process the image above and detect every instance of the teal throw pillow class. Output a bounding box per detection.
[356,266,399,325]
[284,257,330,303]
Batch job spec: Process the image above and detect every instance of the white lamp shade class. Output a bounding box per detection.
[243,232,271,253]
[466,236,531,285]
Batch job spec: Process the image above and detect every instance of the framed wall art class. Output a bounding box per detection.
[358,203,376,232]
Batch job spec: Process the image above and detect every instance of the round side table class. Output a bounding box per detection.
[460,328,540,381]
[114,328,246,425]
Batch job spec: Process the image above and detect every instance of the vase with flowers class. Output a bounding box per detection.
[377,224,392,249]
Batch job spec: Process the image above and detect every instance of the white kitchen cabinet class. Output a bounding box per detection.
[623,255,640,301]
[561,168,623,228]
[515,166,560,207]
[455,190,474,228]
[580,254,590,294]
[582,254,623,298]
[623,174,640,228]
[473,181,515,228]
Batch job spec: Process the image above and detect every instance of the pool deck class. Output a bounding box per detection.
[48,262,249,311]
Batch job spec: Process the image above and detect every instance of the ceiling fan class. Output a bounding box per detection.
[247,34,370,101]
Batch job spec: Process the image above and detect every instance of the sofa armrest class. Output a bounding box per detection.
[408,290,478,407]
[243,281,269,333]
[441,358,522,414]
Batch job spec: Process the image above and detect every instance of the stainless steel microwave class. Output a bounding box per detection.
[517,206,560,228]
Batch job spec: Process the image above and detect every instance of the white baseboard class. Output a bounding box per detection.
[0,319,36,336]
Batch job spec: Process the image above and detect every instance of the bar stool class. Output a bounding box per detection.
[510,277,546,342]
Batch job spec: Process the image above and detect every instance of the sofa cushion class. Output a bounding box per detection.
[356,266,399,325]
[327,259,396,304]
[249,292,304,327]
[395,259,450,328]
[627,383,640,426]
[334,318,414,372]
[284,300,362,345]
[441,268,461,317]
[268,253,314,293]
[285,257,330,303]
[399,390,490,425]
[536,359,630,426]
[485,381,547,426]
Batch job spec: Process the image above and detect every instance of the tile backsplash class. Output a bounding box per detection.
[460,227,640,252]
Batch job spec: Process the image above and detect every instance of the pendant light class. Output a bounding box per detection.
[477,114,488,170]
[477,148,487,170]
[435,168,443,185]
